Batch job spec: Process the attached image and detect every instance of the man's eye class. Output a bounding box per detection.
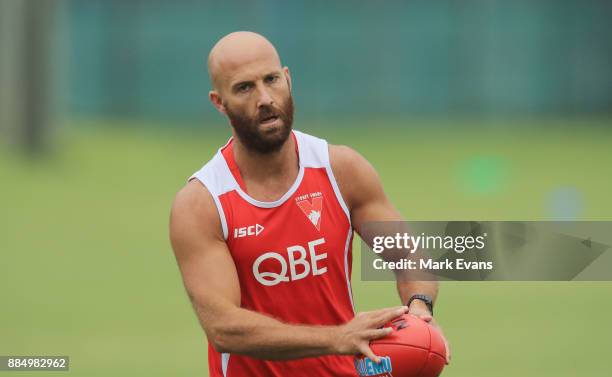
[237,84,251,93]
[266,75,279,83]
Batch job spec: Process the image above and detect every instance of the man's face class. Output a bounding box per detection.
[220,60,293,154]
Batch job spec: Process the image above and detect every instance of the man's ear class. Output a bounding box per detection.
[283,66,292,92]
[209,90,227,115]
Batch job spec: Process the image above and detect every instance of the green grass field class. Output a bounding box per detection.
[1,119,611,376]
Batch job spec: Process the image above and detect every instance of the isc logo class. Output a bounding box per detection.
[252,238,327,286]
[234,224,264,239]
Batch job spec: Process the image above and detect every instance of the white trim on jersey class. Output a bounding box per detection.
[221,353,230,377]
[228,130,312,209]
[343,228,355,312]
[325,165,351,226]
[188,130,353,236]
[233,166,305,208]
[189,139,236,240]
[211,193,229,240]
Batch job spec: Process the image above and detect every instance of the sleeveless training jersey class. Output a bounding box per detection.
[189,130,357,377]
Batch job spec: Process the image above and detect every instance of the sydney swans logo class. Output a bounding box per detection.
[296,193,323,231]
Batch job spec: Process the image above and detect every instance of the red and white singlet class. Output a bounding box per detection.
[189,130,357,377]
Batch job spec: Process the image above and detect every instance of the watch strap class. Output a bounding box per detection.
[407,294,434,316]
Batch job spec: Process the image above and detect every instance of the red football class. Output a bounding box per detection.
[354,314,447,377]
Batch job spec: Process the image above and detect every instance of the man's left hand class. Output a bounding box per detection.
[408,301,451,365]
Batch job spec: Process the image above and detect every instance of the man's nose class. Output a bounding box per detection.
[256,85,274,107]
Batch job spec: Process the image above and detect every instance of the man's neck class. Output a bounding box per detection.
[232,134,298,185]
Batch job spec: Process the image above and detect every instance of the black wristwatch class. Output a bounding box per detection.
[407,294,434,316]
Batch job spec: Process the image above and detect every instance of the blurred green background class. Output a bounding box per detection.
[1,1,611,376]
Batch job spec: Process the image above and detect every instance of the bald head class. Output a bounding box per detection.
[206,32,294,154]
[208,31,282,91]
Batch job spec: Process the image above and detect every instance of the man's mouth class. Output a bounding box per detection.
[260,114,279,124]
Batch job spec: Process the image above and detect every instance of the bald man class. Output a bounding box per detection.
[170,32,449,377]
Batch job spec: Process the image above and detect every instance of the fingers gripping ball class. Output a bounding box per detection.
[354,315,446,377]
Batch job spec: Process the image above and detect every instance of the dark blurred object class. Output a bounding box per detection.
[0,0,57,154]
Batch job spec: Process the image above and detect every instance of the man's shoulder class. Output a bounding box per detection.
[173,180,214,212]
[328,144,381,211]
[328,144,361,167]
[170,180,223,239]
[328,144,375,178]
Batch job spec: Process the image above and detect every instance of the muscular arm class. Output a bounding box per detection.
[169,180,402,361]
[331,145,450,363]
[329,145,439,309]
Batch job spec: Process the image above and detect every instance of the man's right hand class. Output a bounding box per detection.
[332,306,409,363]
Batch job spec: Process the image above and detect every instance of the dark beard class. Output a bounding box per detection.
[225,95,294,154]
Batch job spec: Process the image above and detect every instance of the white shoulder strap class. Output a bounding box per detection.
[294,130,351,223]
[188,150,236,240]
[293,130,330,169]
